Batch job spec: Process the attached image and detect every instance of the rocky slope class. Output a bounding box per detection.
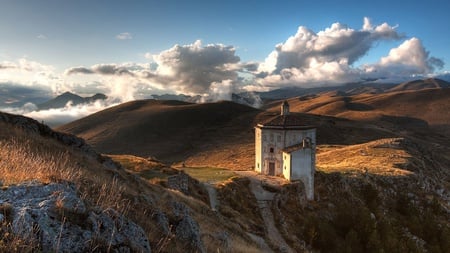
[0,112,263,252]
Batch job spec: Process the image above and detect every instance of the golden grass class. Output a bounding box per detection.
[0,123,262,252]
[316,138,413,176]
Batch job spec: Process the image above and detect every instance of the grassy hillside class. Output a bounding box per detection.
[0,113,263,252]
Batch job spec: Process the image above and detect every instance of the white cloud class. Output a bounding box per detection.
[362,37,444,80]
[256,17,404,87]
[65,40,243,97]
[0,58,63,93]
[201,79,234,102]
[116,32,132,40]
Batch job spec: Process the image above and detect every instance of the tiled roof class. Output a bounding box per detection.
[257,114,315,130]
[282,143,305,153]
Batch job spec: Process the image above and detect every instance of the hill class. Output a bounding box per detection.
[58,99,402,169]
[273,87,450,138]
[37,91,107,110]
[57,99,260,165]
[0,111,265,252]
[388,78,450,92]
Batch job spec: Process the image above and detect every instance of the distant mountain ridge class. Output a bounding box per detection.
[37,91,107,110]
[252,78,450,100]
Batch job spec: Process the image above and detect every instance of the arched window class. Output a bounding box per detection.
[270,147,274,153]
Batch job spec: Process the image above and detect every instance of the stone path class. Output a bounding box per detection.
[204,184,219,211]
[236,171,295,253]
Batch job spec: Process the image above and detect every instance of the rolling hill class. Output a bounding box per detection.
[58,97,408,169]
[57,99,260,165]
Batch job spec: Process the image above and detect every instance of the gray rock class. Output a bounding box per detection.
[176,215,204,252]
[0,181,151,253]
[154,210,170,235]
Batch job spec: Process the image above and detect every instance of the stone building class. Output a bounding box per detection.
[255,101,316,200]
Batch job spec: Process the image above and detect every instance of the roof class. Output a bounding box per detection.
[282,143,306,153]
[256,114,315,130]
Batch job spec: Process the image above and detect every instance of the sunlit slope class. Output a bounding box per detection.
[273,88,450,133]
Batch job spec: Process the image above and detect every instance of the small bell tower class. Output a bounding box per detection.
[281,100,290,115]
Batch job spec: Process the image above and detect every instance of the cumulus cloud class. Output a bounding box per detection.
[379,38,444,73]
[256,17,404,87]
[150,40,241,94]
[116,32,132,40]
[65,40,244,99]
[0,58,64,93]
[200,79,234,102]
[361,38,444,81]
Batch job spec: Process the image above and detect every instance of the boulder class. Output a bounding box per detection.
[0,181,151,253]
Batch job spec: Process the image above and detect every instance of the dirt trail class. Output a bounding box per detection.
[204,184,219,211]
[236,171,295,253]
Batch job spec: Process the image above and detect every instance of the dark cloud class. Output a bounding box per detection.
[65,67,95,75]
[65,64,135,76]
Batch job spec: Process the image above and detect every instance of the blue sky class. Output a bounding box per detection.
[1,0,449,102]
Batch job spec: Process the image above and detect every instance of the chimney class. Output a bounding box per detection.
[281,100,290,115]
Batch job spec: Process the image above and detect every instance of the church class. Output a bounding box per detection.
[255,101,316,200]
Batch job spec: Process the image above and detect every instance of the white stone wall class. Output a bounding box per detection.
[290,148,314,200]
[255,126,316,200]
[255,127,316,176]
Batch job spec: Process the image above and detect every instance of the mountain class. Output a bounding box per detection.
[37,91,107,110]
[152,92,262,108]
[254,78,449,101]
[388,78,450,92]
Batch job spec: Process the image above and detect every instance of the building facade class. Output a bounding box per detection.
[255,101,316,200]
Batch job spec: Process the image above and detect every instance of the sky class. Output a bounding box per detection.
[1,0,450,124]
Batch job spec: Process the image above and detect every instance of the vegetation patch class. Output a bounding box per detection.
[180,167,236,184]
[108,154,178,181]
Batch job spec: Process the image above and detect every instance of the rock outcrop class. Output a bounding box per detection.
[0,181,151,253]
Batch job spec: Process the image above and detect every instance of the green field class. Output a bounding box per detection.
[180,167,236,183]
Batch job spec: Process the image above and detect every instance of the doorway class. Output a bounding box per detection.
[268,162,275,176]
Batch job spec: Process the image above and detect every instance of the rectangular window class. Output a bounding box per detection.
[277,135,281,142]
[270,147,274,153]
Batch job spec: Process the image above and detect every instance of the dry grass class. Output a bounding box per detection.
[0,122,264,252]
[107,154,178,182]
[0,139,80,186]
[316,138,414,176]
